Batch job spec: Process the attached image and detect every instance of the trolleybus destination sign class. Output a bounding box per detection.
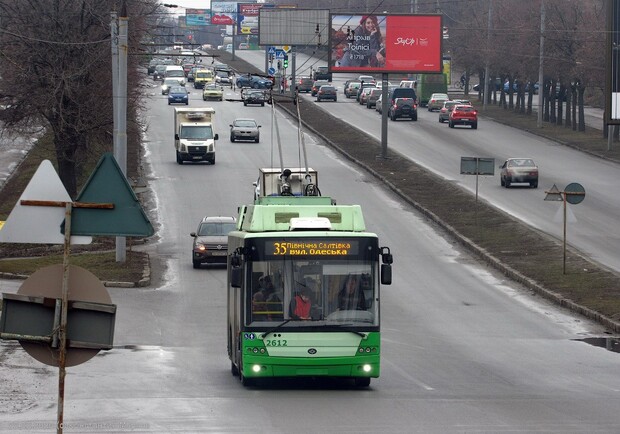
[266,240,359,256]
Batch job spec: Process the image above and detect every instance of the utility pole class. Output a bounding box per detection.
[537,0,545,128]
[483,0,493,110]
[112,2,128,262]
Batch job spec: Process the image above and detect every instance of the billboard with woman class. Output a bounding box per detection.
[329,14,443,74]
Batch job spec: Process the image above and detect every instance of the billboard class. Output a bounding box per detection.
[329,14,443,74]
[186,9,210,27]
[211,1,238,25]
[259,8,328,46]
[237,3,262,35]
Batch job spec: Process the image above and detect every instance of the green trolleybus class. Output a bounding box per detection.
[227,194,393,387]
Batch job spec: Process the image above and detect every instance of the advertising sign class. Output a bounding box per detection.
[186,9,210,27]
[329,14,442,74]
[237,3,262,35]
[211,1,238,25]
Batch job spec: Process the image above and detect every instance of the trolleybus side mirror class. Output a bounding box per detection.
[231,268,242,288]
[381,264,392,285]
[380,246,393,285]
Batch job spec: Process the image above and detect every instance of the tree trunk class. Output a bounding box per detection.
[578,81,586,132]
[543,81,550,122]
[571,86,577,131]
[565,89,572,128]
[556,85,564,126]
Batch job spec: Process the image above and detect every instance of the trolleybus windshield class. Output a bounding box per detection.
[246,237,379,328]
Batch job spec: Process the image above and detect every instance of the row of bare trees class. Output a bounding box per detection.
[443,0,604,132]
[0,0,166,197]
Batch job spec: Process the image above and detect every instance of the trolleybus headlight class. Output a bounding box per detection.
[252,365,262,373]
[362,364,372,373]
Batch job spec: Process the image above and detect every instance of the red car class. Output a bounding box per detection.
[449,104,478,129]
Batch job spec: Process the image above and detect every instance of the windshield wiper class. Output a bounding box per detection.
[260,319,292,338]
[327,324,368,337]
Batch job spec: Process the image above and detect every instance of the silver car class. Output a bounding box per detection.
[499,158,539,188]
[230,118,261,143]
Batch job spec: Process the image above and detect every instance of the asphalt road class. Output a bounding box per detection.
[1,66,619,433]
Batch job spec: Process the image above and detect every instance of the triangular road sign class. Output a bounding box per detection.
[544,184,563,202]
[66,153,154,237]
[0,160,92,244]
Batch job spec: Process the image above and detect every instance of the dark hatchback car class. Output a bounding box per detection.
[316,85,337,102]
[242,89,267,106]
[311,80,330,96]
[190,216,237,268]
[388,97,417,121]
[296,76,314,93]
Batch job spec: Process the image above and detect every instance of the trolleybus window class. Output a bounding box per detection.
[246,237,378,327]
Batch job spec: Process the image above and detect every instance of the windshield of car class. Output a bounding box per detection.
[180,125,214,140]
[234,120,257,128]
[166,70,185,78]
[169,87,186,94]
[508,159,535,167]
[198,222,236,236]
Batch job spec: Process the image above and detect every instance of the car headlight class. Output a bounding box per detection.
[195,244,206,251]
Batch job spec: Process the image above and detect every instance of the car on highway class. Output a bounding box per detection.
[190,216,237,268]
[358,75,376,85]
[388,97,417,121]
[161,77,184,95]
[375,94,383,114]
[153,64,168,81]
[448,104,478,129]
[438,100,471,123]
[187,66,199,83]
[230,118,261,142]
[427,93,450,111]
[499,158,539,188]
[214,70,232,87]
[344,81,361,98]
[236,74,273,89]
[358,87,373,105]
[295,76,313,93]
[355,82,376,102]
[168,86,189,105]
[311,80,330,96]
[242,89,267,106]
[202,83,224,101]
[316,85,337,102]
[312,66,332,81]
[366,88,382,109]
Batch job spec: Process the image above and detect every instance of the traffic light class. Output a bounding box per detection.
[277,60,282,70]
[283,55,288,69]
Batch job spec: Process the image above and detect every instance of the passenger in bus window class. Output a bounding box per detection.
[253,275,277,303]
[290,287,313,320]
[338,275,366,311]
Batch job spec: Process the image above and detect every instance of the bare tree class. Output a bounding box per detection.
[0,0,157,197]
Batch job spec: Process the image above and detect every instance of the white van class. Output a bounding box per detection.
[399,80,417,89]
[165,65,186,86]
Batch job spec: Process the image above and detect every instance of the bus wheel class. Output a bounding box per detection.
[354,377,371,388]
[231,362,239,377]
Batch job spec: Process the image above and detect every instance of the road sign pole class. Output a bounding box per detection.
[57,203,72,434]
[563,194,567,275]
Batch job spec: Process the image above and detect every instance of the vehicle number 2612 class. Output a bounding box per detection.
[265,339,287,347]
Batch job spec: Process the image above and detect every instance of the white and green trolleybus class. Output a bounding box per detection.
[227,176,393,387]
